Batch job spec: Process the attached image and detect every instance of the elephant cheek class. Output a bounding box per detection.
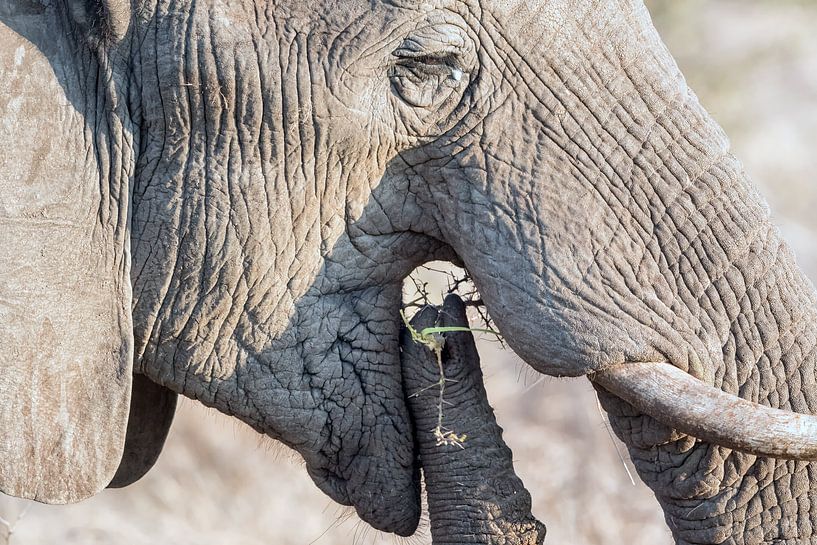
[292,290,422,535]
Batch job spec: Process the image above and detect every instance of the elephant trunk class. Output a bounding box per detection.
[401,295,546,545]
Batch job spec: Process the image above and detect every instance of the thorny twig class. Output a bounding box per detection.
[402,312,467,448]
[410,265,506,349]
[401,310,502,449]
[402,264,505,447]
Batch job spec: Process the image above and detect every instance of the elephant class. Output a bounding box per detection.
[3,0,817,543]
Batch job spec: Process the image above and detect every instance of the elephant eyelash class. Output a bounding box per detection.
[398,53,456,67]
[392,48,462,68]
[392,53,464,83]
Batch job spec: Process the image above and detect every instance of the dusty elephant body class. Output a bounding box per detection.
[3,0,817,543]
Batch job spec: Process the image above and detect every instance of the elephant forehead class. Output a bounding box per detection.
[206,0,472,45]
[204,0,407,33]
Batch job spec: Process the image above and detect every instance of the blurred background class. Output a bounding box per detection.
[3,1,817,543]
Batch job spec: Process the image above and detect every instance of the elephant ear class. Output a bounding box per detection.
[0,1,134,503]
[109,375,178,489]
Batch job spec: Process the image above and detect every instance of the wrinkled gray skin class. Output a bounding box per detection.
[402,295,546,544]
[2,0,817,543]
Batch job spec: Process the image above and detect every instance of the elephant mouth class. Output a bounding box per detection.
[311,260,817,536]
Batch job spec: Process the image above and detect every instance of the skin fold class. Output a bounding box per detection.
[2,0,817,543]
[401,295,546,545]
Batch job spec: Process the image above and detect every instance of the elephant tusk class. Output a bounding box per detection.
[592,362,817,461]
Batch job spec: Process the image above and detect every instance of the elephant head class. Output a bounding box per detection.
[4,0,817,542]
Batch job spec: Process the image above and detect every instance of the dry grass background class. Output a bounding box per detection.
[3,1,817,543]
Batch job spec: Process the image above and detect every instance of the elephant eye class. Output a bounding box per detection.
[390,45,468,109]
